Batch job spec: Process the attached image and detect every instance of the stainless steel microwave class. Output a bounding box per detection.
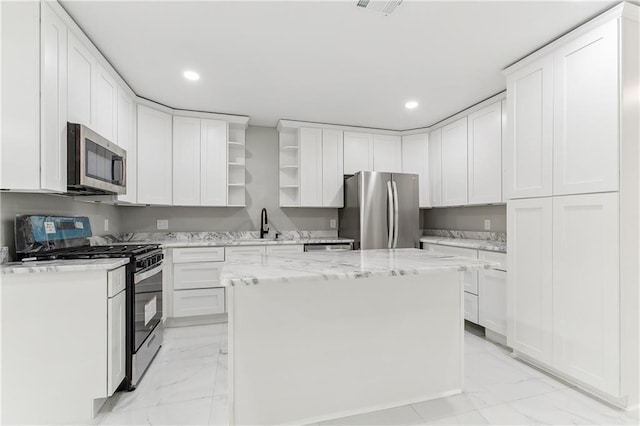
[67,123,126,195]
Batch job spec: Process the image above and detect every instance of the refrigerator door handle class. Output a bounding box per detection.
[392,180,399,248]
[387,180,394,249]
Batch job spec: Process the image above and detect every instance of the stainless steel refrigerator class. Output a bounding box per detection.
[339,171,420,250]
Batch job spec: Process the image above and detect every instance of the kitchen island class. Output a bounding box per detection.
[221,248,497,425]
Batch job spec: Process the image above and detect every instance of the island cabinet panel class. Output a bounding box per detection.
[428,128,443,207]
[504,54,553,200]
[552,192,619,396]
[553,20,619,196]
[373,134,402,173]
[322,129,344,208]
[137,105,172,205]
[507,197,553,365]
[467,101,502,205]
[299,127,323,207]
[343,132,373,175]
[402,133,430,208]
[441,117,468,206]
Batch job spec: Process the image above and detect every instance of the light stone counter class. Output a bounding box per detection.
[221,248,498,286]
[0,258,129,275]
[419,236,506,253]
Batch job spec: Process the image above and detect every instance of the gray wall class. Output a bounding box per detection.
[118,126,338,233]
[0,192,120,259]
[422,204,507,232]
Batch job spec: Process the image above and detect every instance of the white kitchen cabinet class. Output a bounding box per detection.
[173,288,225,317]
[137,105,173,205]
[322,129,344,208]
[507,197,553,365]
[300,128,323,207]
[464,292,479,323]
[479,268,507,336]
[201,119,228,206]
[343,132,373,174]
[67,31,96,128]
[504,54,553,200]
[424,244,478,294]
[116,86,136,203]
[107,289,126,395]
[173,116,201,205]
[402,133,430,208]
[553,20,619,196]
[552,192,619,395]
[373,134,402,173]
[40,2,67,193]
[173,247,225,263]
[225,245,266,261]
[441,117,468,206]
[174,263,223,290]
[468,102,502,204]
[96,64,117,142]
[266,245,304,255]
[428,128,443,207]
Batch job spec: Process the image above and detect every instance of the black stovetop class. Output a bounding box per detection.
[23,244,160,261]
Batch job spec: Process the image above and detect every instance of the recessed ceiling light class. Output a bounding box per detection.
[183,70,200,81]
[405,101,418,110]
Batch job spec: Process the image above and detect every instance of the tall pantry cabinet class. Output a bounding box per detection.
[505,3,639,408]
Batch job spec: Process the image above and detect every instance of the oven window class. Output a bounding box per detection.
[134,267,163,351]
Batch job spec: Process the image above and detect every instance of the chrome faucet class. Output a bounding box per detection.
[260,208,269,239]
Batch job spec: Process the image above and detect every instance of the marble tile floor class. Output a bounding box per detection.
[90,323,639,425]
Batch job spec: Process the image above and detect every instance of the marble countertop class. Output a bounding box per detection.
[153,237,354,248]
[221,248,499,286]
[1,258,129,275]
[419,236,506,253]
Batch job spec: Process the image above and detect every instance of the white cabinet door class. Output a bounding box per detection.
[67,32,95,128]
[116,86,136,203]
[343,132,373,174]
[322,129,344,208]
[173,288,225,317]
[225,246,266,261]
[173,262,222,290]
[172,116,201,205]
[200,119,227,206]
[468,102,502,204]
[402,133,430,208]
[173,247,225,263]
[40,3,67,193]
[137,105,172,205]
[464,292,479,323]
[441,117,468,206]
[107,289,126,396]
[266,245,304,255]
[553,20,619,196]
[505,54,553,199]
[373,134,402,173]
[507,197,553,364]
[552,192,619,395]
[479,269,507,336]
[300,127,323,207]
[96,64,117,142]
[428,128,442,207]
[501,99,507,203]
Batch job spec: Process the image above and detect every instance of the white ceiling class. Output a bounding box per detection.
[60,0,616,130]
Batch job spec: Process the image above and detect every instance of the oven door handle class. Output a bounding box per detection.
[134,265,163,284]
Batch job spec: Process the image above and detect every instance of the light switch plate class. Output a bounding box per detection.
[330,219,337,229]
[157,219,169,230]
[484,219,491,231]
[104,219,109,232]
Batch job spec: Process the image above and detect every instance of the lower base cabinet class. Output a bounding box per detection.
[107,266,126,395]
[478,269,507,335]
[464,292,479,323]
[173,288,225,317]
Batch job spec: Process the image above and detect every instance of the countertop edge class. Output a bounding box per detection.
[1,258,130,275]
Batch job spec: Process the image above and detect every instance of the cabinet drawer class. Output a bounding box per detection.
[225,246,266,261]
[265,245,304,255]
[173,288,225,318]
[464,292,479,324]
[173,262,222,290]
[172,247,224,263]
[107,266,126,297]
[479,250,507,271]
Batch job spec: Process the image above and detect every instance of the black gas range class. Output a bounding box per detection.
[15,215,163,391]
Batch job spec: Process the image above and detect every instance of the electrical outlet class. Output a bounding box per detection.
[330,219,337,229]
[157,219,169,230]
[484,219,491,231]
[104,219,109,232]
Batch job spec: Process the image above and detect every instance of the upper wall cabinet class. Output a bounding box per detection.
[441,117,468,207]
[373,134,402,173]
[1,1,66,192]
[67,31,96,129]
[137,105,173,205]
[201,119,229,206]
[116,87,136,204]
[402,133,430,208]
[467,102,502,204]
[428,128,443,208]
[553,20,619,196]
[96,64,118,142]
[343,132,374,175]
[299,128,323,207]
[322,129,344,208]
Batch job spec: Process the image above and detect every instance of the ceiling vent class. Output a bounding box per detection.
[356,0,403,15]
